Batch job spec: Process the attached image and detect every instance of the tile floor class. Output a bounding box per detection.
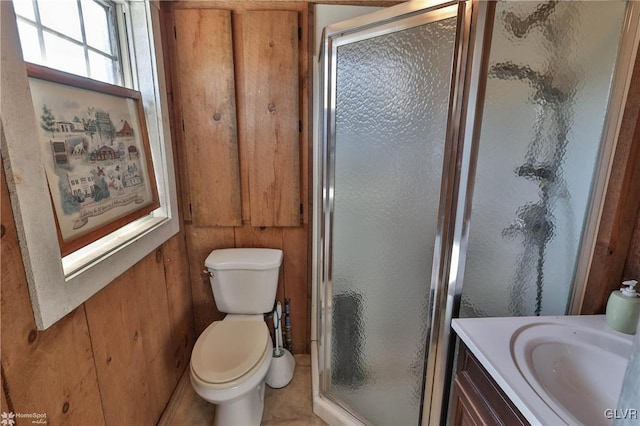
[159,355,328,426]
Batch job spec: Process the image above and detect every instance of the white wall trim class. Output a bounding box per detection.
[0,0,179,330]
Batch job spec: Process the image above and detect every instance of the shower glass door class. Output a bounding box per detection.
[320,3,460,424]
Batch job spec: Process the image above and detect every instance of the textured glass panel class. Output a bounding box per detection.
[38,0,82,41]
[460,2,626,317]
[328,17,456,426]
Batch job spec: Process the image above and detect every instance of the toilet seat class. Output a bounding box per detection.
[191,320,270,384]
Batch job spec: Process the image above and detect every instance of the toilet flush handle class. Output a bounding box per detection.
[202,270,214,278]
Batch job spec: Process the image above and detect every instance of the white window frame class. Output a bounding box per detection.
[14,0,125,85]
[1,0,180,330]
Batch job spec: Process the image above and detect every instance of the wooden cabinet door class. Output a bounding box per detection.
[238,11,301,227]
[450,344,529,426]
[174,9,242,227]
[173,8,301,228]
[451,375,493,426]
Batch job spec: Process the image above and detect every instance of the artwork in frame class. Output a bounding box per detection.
[26,63,160,256]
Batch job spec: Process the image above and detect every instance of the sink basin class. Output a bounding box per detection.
[511,322,633,425]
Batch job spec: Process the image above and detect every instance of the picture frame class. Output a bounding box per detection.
[26,63,160,256]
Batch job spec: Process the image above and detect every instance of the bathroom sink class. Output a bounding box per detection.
[511,322,633,425]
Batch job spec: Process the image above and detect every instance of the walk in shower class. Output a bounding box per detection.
[312,1,640,425]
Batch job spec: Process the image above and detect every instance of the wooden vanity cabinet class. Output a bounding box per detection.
[450,343,529,426]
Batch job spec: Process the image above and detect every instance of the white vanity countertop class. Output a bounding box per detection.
[451,315,632,426]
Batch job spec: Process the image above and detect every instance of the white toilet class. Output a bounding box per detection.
[190,248,283,426]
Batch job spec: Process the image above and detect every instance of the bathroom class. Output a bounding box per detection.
[0,0,639,425]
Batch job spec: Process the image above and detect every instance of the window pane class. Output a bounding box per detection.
[14,0,125,87]
[16,20,42,64]
[89,51,119,85]
[43,32,87,77]
[81,0,112,53]
[13,0,36,21]
[38,0,82,42]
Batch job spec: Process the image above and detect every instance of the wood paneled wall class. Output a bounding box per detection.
[161,1,311,354]
[623,218,640,284]
[617,51,640,283]
[582,49,640,314]
[1,158,195,424]
[621,111,640,280]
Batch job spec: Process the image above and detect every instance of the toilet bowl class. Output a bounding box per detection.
[190,315,273,425]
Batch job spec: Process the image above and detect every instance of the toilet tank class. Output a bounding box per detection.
[204,248,283,314]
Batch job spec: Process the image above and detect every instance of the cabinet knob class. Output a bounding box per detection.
[213,113,222,121]
[268,103,276,113]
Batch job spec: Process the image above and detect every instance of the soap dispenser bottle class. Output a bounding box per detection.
[606,279,640,334]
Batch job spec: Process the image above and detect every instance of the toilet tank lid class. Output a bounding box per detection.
[205,248,283,270]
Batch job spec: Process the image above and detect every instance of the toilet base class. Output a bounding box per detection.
[214,381,266,426]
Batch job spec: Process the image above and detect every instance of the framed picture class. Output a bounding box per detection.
[26,63,160,256]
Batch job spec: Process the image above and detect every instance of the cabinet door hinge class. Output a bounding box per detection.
[182,119,185,132]
[298,27,302,41]
[174,26,177,39]
[189,204,192,215]
[299,120,302,133]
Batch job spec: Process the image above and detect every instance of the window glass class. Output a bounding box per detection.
[81,0,112,53]
[43,31,88,76]
[38,0,83,41]
[16,21,41,63]
[13,0,35,21]
[13,0,123,85]
[88,50,116,83]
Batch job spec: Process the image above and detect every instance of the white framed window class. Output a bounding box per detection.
[2,0,180,329]
[13,0,125,85]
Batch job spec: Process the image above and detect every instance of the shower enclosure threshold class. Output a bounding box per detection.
[311,341,366,426]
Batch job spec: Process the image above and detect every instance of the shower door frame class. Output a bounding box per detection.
[317,1,480,424]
